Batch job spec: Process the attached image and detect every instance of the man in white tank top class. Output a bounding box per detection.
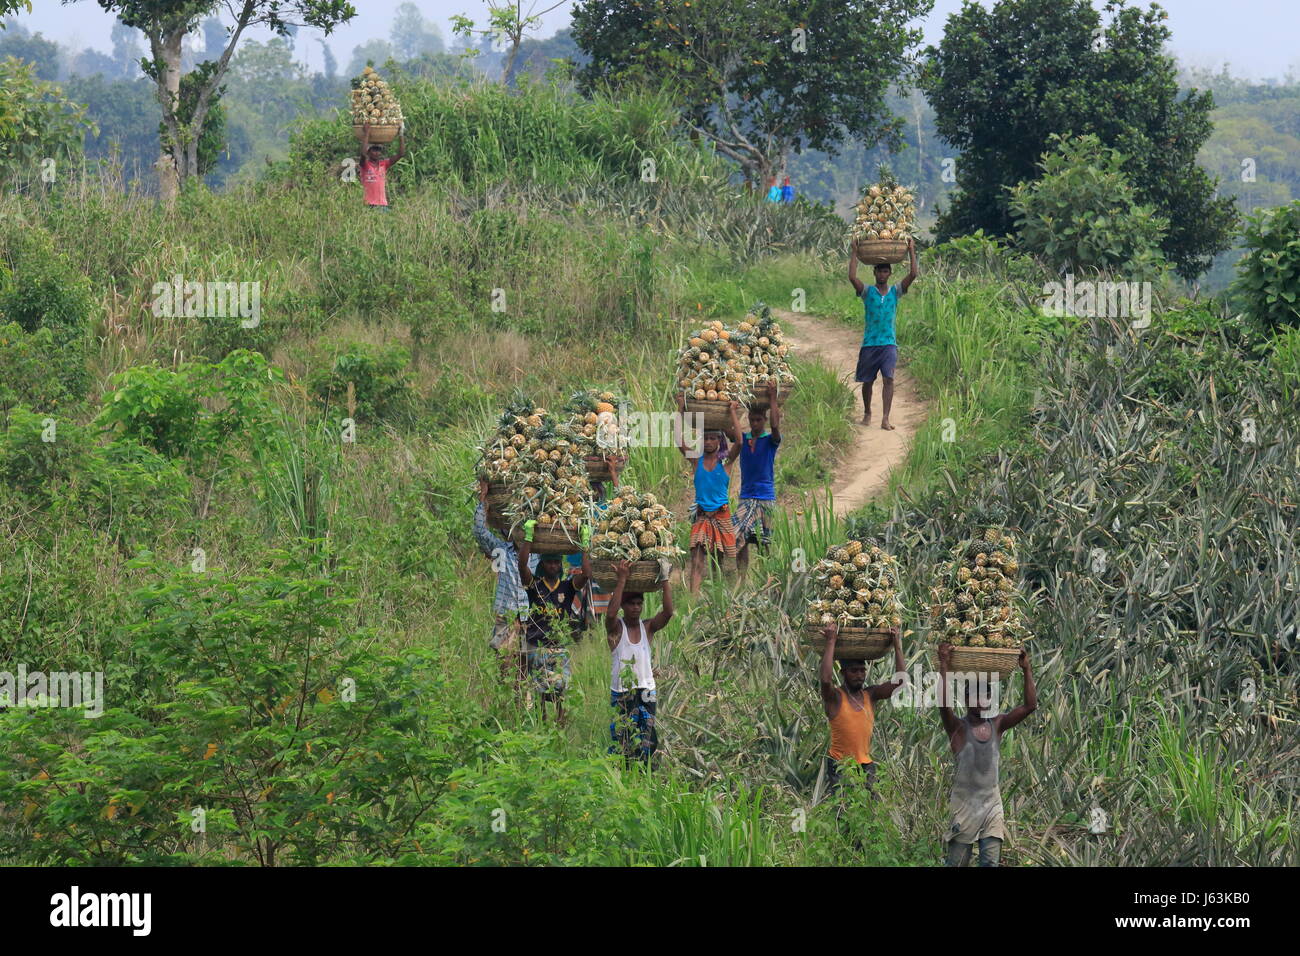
[604,560,675,764]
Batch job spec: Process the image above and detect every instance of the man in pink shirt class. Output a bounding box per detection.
[358,122,406,210]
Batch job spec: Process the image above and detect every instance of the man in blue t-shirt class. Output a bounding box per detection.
[734,382,782,578]
[848,237,917,430]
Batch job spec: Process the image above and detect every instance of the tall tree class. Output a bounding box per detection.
[921,0,1236,279]
[111,19,144,76]
[0,23,62,80]
[71,0,356,204]
[571,0,928,188]
[452,0,566,85]
[390,2,444,61]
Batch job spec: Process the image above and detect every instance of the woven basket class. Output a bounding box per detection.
[589,559,668,593]
[683,398,733,432]
[746,384,794,414]
[484,481,510,533]
[584,456,613,482]
[511,522,583,554]
[354,124,400,144]
[804,626,894,661]
[931,645,1022,678]
[855,238,908,265]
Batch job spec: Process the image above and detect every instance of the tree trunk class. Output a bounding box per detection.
[501,35,521,85]
[157,27,185,205]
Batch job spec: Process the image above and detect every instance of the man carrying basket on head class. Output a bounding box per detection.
[358,121,406,210]
[848,237,917,431]
[818,621,905,797]
[676,395,743,594]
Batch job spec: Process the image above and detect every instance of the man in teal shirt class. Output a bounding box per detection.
[848,238,917,430]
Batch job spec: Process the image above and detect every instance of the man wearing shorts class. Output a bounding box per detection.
[848,237,917,430]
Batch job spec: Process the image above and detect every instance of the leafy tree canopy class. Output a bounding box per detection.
[571,0,930,186]
[920,0,1236,280]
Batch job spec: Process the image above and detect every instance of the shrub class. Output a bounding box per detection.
[96,364,206,459]
[0,321,83,414]
[96,350,282,464]
[0,549,487,865]
[1232,201,1300,332]
[0,228,95,347]
[307,342,412,424]
[0,406,90,497]
[1008,133,1168,280]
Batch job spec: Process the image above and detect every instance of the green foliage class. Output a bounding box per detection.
[96,349,281,463]
[572,0,928,185]
[0,225,95,351]
[0,56,94,184]
[921,0,1236,279]
[0,548,486,865]
[1232,201,1300,331]
[0,321,82,414]
[0,406,90,496]
[1008,134,1168,279]
[307,341,412,424]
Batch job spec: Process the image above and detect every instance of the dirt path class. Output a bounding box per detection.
[774,307,927,515]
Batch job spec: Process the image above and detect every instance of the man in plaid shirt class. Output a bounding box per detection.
[475,480,538,680]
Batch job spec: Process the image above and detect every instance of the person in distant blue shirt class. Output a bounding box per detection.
[848,237,918,430]
[734,381,782,579]
[766,177,781,203]
[780,176,794,203]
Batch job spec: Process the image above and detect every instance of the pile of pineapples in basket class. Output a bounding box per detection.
[350,65,404,129]
[675,303,796,407]
[803,519,1034,657]
[928,528,1031,648]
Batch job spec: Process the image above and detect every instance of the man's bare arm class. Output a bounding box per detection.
[848,247,864,296]
[899,238,919,294]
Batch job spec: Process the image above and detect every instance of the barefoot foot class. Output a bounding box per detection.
[881,420,896,431]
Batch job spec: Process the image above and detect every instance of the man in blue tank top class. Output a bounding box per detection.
[734,382,782,579]
[848,238,917,430]
[676,395,743,594]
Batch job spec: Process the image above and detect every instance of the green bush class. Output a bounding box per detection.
[74,440,192,549]
[0,406,90,497]
[307,342,412,424]
[0,228,95,347]
[96,350,281,464]
[1008,133,1168,280]
[0,549,487,865]
[0,321,83,414]
[1232,201,1300,332]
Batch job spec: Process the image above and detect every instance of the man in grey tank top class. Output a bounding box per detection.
[936,643,1037,866]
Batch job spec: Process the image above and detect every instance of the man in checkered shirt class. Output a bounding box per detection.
[475,480,538,680]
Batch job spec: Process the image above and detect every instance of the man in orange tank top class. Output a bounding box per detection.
[819,622,905,796]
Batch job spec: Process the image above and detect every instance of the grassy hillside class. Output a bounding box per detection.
[0,81,1296,866]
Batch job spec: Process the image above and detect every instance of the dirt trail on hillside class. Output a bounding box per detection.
[774,307,927,515]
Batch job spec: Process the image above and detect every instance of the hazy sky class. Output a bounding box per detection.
[13,0,1300,82]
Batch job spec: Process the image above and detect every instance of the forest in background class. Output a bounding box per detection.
[1,9,1297,289]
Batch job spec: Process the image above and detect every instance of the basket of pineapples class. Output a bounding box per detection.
[737,303,796,412]
[803,539,905,660]
[588,488,681,592]
[850,166,917,265]
[676,321,750,431]
[476,393,545,533]
[503,417,593,554]
[350,66,404,142]
[560,388,630,482]
[927,526,1032,678]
